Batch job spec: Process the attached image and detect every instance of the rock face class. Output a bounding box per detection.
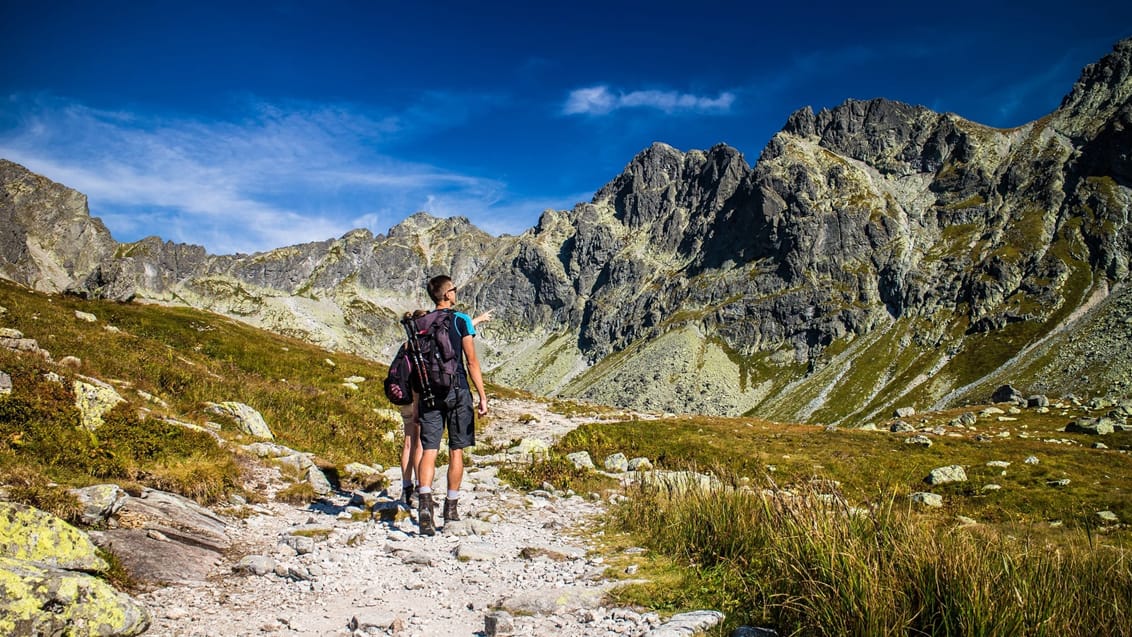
[3,39,1132,423]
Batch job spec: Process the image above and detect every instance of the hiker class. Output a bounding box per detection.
[397,309,429,505]
[415,275,489,535]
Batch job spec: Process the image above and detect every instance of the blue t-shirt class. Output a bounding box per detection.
[449,311,475,389]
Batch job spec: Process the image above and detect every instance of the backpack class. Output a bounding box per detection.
[382,344,415,406]
[407,310,461,408]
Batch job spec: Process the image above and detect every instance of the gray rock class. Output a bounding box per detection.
[0,370,11,394]
[443,519,494,536]
[894,406,916,418]
[992,385,1024,404]
[456,542,504,561]
[957,412,977,426]
[484,610,515,636]
[234,555,276,576]
[499,584,611,614]
[905,435,933,447]
[205,401,274,439]
[72,378,126,431]
[69,483,129,526]
[604,452,629,472]
[889,421,915,433]
[1066,417,1115,435]
[349,612,403,633]
[1024,456,1040,465]
[566,451,595,470]
[643,610,725,636]
[281,534,316,555]
[910,492,944,508]
[1097,510,1120,524]
[927,465,967,485]
[628,456,654,471]
[731,628,780,637]
[307,465,334,495]
[1027,395,1050,408]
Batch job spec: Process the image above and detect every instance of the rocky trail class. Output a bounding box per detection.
[131,398,704,637]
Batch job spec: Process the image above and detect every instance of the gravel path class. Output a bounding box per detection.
[136,398,667,637]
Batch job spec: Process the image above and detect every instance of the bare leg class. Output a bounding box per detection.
[417,449,438,491]
[447,448,464,493]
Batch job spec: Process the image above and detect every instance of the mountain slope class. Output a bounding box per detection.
[2,38,1131,423]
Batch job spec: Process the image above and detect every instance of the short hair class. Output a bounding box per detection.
[427,275,452,303]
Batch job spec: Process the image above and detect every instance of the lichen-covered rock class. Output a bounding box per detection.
[0,502,107,572]
[0,370,10,395]
[205,401,274,439]
[69,484,129,526]
[0,556,150,636]
[72,379,125,431]
[603,453,629,472]
[566,451,595,470]
[926,465,968,485]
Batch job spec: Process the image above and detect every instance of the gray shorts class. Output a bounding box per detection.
[419,386,475,451]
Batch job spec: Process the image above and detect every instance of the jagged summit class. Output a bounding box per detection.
[3,38,1131,422]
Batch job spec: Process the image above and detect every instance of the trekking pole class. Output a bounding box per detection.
[401,317,436,408]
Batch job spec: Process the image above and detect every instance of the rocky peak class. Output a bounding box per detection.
[1055,37,1132,140]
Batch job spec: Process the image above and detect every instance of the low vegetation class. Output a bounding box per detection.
[0,280,405,506]
[555,411,1131,634]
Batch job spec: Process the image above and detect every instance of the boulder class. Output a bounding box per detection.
[74,310,97,323]
[991,385,1024,404]
[904,435,933,447]
[498,584,611,614]
[566,451,595,470]
[910,492,944,508]
[72,379,126,431]
[69,484,129,526]
[889,421,915,433]
[0,556,150,636]
[307,466,334,495]
[1027,395,1050,408]
[627,456,653,471]
[926,465,967,485]
[1065,417,1115,435]
[643,610,725,637]
[604,453,629,472]
[0,501,107,572]
[205,401,274,439]
[894,406,916,418]
[0,370,10,395]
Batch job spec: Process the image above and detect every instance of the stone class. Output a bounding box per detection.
[926,465,967,485]
[307,466,334,495]
[1027,395,1050,408]
[59,355,81,368]
[643,610,725,636]
[72,379,126,431]
[73,310,97,322]
[0,502,108,572]
[343,462,379,477]
[894,406,916,418]
[889,421,915,433]
[627,456,653,471]
[638,470,722,493]
[484,610,515,636]
[604,452,629,472]
[349,612,403,633]
[1066,417,1115,435]
[499,584,611,614]
[234,555,276,576]
[205,401,274,439]
[69,483,129,526]
[566,451,595,470]
[456,542,504,561]
[991,385,1024,404]
[986,460,1011,468]
[1047,479,1071,487]
[910,492,943,508]
[0,370,10,395]
[1024,455,1040,465]
[0,556,150,636]
[957,412,977,426]
[344,375,366,384]
[1097,510,1119,524]
[905,435,932,447]
[509,438,550,458]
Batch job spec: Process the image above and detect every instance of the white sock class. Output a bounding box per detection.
[447,490,459,500]
[418,486,432,494]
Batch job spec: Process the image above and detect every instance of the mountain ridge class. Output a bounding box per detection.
[3,37,1131,422]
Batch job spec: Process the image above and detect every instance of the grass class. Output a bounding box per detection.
[0,279,409,507]
[549,404,1132,634]
[607,477,1132,636]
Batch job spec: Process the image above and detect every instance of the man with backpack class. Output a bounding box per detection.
[412,275,488,535]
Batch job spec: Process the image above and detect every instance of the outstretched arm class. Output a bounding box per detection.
[462,334,488,416]
[472,309,494,327]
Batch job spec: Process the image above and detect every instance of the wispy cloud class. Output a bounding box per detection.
[563,85,736,116]
[0,93,558,254]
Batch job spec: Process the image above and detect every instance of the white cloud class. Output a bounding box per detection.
[0,94,565,254]
[563,85,736,116]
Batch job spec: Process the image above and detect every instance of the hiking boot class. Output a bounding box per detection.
[401,484,414,506]
[417,492,436,536]
[443,498,460,522]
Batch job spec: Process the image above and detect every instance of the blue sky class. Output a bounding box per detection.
[1,1,1129,255]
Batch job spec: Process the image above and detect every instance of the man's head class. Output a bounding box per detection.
[427,275,457,305]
